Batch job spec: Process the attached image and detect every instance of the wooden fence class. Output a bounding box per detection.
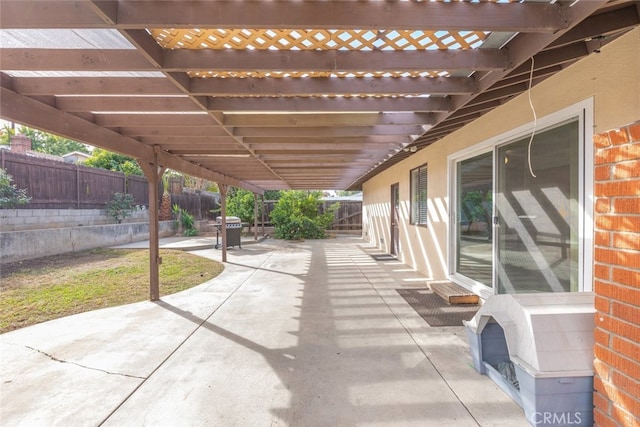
[323,200,362,230]
[1,150,149,209]
[170,191,220,221]
[1,151,361,228]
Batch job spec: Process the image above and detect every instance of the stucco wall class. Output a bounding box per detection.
[362,27,640,281]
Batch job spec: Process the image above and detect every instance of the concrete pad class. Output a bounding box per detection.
[112,235,266,251]
[1,238,527,426]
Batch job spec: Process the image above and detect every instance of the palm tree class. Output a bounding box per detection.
[159,174,172,220]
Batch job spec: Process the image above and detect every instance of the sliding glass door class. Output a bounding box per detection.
[496,120,580,293]
[455,152,494,292]
[451,113,586,296]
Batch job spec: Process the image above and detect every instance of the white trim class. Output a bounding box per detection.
[447,98,594,296]
[447,147,495,299]
[581,100,595,292]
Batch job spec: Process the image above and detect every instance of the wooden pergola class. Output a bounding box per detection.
[1,0,638,299]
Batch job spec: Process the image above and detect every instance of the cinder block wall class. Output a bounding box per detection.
[1,221,177,264]
[0,209,149,232]
[592,121,640,426]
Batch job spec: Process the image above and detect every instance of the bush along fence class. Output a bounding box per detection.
[262,199,362,231]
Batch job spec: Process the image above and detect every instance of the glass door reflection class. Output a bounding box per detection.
[456,151,493,288]
[496,120,579,293]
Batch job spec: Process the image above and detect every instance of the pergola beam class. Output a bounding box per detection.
[208,97,451,113]
[247,142,392,151]
[54,96,202,112]
[140,136,238,145]
[0,48,509,73]
[10,76,474,97]
[0,85,262,194]
[119,126,229,138]
[0,87,152,161]
[548,3,640,49]
[164,49,509,73]
[223,113,434,127]
[244,136,410,145]
[0,49,151,71]
[234,126,424,138]
[1,1,567,32]
[95,113,215,127]
[190,77,476,97]
[447,1,608,112]
[11,77,181,96]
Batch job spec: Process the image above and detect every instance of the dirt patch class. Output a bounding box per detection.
[1,251,120,282]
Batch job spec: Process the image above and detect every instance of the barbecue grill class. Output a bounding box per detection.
[214,216,243,249]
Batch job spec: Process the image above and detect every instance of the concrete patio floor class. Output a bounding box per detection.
[0,237,528,426]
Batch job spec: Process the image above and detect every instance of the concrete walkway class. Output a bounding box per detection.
[111,233,267,251]
[1,238,528,426]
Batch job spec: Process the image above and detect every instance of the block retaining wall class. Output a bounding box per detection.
[1,221,177,264]
[1,209,149,232]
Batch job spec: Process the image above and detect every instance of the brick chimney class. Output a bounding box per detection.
[10,134,32,154]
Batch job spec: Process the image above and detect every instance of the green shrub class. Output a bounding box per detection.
[270,190,337,240]
[172,204,198,236]
[226,188,257,224]
[0,169,31,208]
[179,209,198,236]
[105,192,135,224]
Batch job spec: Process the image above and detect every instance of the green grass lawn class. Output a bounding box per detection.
[0,248,224,333]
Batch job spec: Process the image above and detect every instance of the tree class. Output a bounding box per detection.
[182,175,218,193]
[105,192,135,224]
[159,174,173,221]
[226,187,259,226]
[0,169,31,208]
[270,190,337,240]
[263,190,282,201]
[461,189,492,235]
[335,190,360,197]
[84,148,143,176]
[0,124,15,146]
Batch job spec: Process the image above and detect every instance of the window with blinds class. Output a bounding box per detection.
[410,164,428,225]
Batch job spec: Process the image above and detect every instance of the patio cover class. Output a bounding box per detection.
[1,0,639,193]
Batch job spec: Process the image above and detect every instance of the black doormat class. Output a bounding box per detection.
[396,288,479,327]
[370,253,398,261]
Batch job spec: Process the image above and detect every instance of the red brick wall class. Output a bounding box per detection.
[593,121,640,427]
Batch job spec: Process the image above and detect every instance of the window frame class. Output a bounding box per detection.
[446,98,594,295]
[410,163,428,226]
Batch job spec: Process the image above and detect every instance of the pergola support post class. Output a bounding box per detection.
[138,154,166,301]
[261,194,266,236]
[219,183,228,263]
[254,192,258,241]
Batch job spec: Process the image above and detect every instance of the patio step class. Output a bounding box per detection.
[429,282,479,305]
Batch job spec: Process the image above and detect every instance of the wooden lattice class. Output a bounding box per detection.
[152,29,488,51]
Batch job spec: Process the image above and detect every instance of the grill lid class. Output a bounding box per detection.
[216,216,241,224]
